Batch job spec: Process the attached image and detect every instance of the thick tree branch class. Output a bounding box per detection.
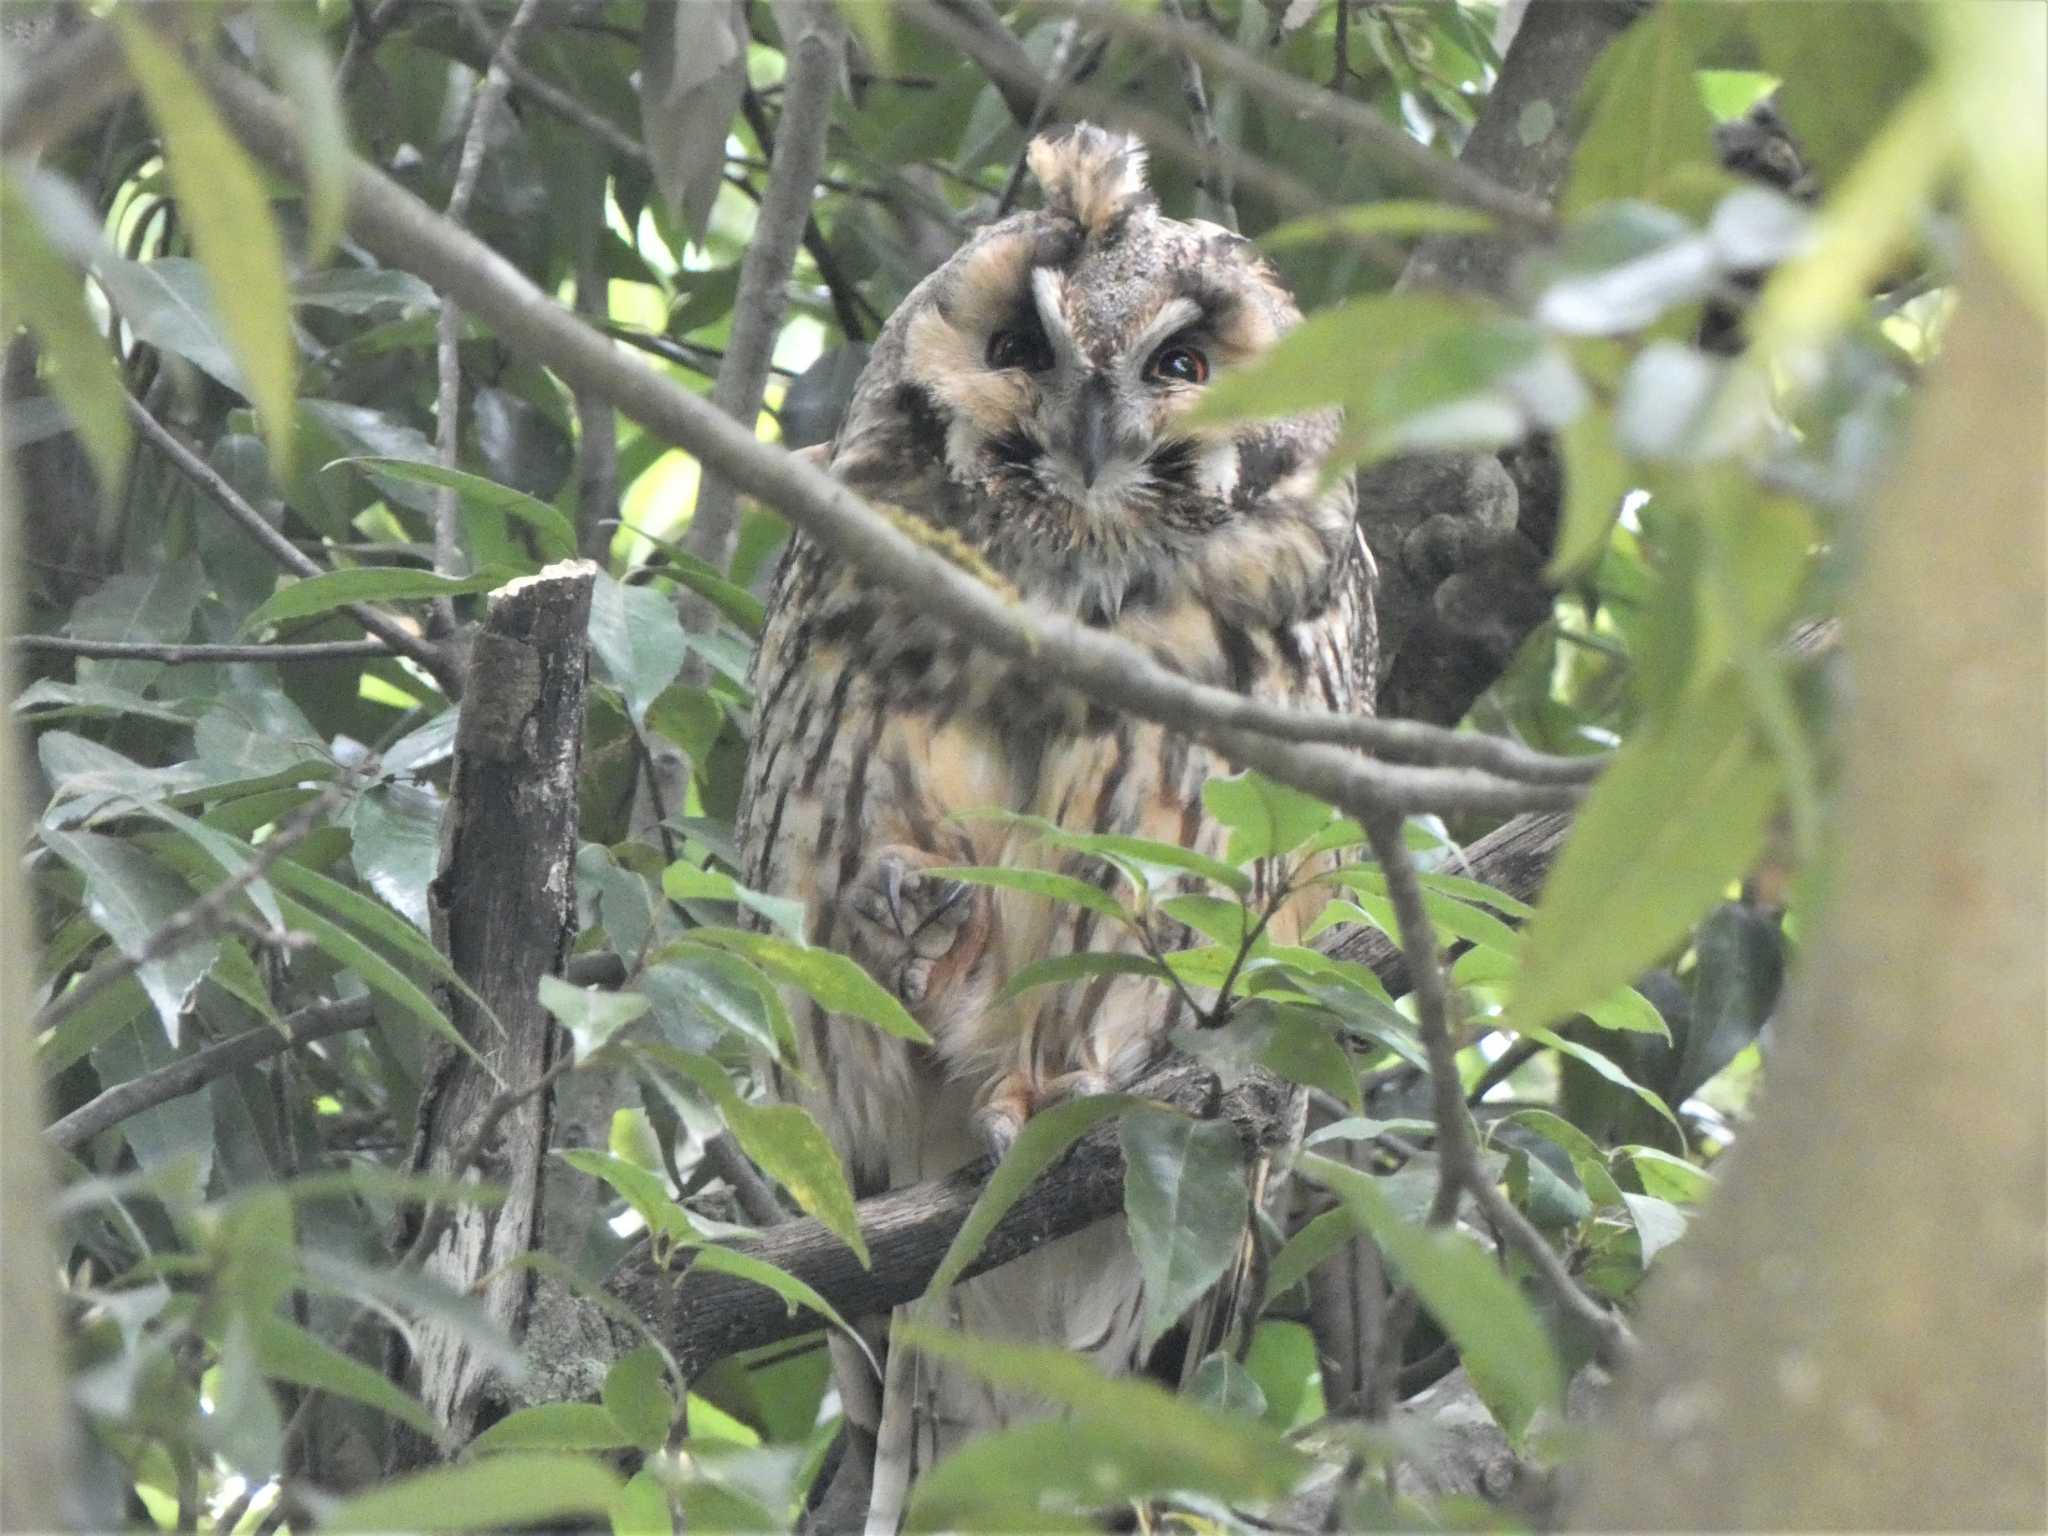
[192,59,1597,834]
[683,5,844,604]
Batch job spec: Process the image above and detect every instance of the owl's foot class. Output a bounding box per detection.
[845,845,986,1006]
[973,1067,1114,1163]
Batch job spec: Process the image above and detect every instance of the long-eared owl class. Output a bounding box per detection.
[738,125,1372,1496]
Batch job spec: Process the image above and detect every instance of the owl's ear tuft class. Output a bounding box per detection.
[1027,124,1150,237]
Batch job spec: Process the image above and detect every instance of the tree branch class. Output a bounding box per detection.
[191,58,1596,835]
[13,635,391,664]
[682,2,843,604]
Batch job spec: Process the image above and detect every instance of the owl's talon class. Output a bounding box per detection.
[899,957,935,1005]
[974,1103,1023,1164]
[845,845,989,1007]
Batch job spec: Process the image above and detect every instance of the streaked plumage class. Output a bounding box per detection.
[737,126,1372,1519]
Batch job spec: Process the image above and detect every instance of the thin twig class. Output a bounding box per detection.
[1163,0,1237,231]
[13,635,390,664]
[682,4,846,627]
[432,0,549,628]
[123,394,459,694]
[994,16,1089,217]
[705,1131,791,1227]
[1038,0,1553,234]
[1364,811,1637,1368]
[34,785,349,1040]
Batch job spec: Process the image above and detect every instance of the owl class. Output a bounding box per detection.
[737,125,1371,1516]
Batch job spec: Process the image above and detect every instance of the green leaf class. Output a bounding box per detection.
[626,527,768,635]
[1581,985,1672,1042]
[1266,1205,1360,1299]
[324,457,577,563]
[1302,1153,1564,1444]
[252,1316,436,1436]
[1501,1109,1626,1207]
[40,829,213,1046]
[1520,1024,1682,1138]
[114,10,298,470]
[1258,199,1494,251]
[680,930,929,1044]
[540,974,651,1059]
[1621,1191,1689,1265]
[590,571,689,728]
[923,1095,1141,1303]
[603,1347,677,1453]
[1120,1109,1250,1353]
[1625,1146,1715,1205]
[994,951,1168,1006]
[898,1331,1305,1532]
[1550,409,1636,579]
[1750,1,1932,186]
[255,5,350,262]
[1514,676,1781,1033]
[323,1454,624,1533]
[469,1403,635,1455]
[560,1149,695,1247]
[946,811,1252,897]
[612,1470,675,1536]
[647,1046,869,1267]
[924,864,1130,924]
[682,1245,876,1375]
[1201,771,1334,865]
[1934,3,2046,317]
[274,893,471,1062]
[0,170,130,500]
[240,567,508,632]
[348,782,442,932]
[660,862,806,941]
[1564,3,1734,213]
[1323,869,1523,955]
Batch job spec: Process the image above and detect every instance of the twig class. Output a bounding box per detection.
[906,0,1407,271]
[123,394,460,695]
[1037,0,1553,235]
[1163,0,1236,231]
[705,1131,791,1227]
[13,635,390,664]
[34,785,349,1041]
[737,91,877,342]
[573,239,619,563]
[682,8,845,609]
[1364,810,1637,1368]
[1362,812,1473,1229]
[432,0,549,628]
[993,16,1090,218]
[198,59,1589,835]
[1466,1035,1541,1105]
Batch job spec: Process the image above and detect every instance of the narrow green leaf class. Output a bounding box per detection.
[612,1469,675,1536]
[1520,1024,1683,1138]
[1121,1109,1250,1352]
[274,893,474,1064]
[1625,1146,1715,1204]
[540,974,651,1059]
[468,1403,635,1455]
[682,1245,876,1376]
[560,1149,695,1247]
[1501,1109,1626,1206]
[240,567,508,632]
[994,952,1166,1006]
[1302,1153,1565,1444]
[1621,1191,1689,1265]
[252,1316,436,1435]
[0,170,130,499]
[590,571,689,728]
[660,861,806,941]
[681,930,929,1044]
[923,1095,1141,1303]
[925,865,1130,924]
[1265,1206,1360,1299]
[323,1454,623,1533]
[1514,676,1781,1032]
[325,457,577,563]
[40,828,213,1045]
[114,10,298,470]
[1549,410,1636,579]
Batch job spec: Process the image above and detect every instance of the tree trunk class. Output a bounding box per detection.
[392,560,597,1469]
[1567,244,2048,1529]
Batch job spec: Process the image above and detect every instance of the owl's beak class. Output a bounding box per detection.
[1073,375,1116,489]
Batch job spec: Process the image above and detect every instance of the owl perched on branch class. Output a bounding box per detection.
[738,125,1372,1518]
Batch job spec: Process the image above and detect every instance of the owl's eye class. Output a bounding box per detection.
[1146,343,1209,386]
[986,328,1053,373]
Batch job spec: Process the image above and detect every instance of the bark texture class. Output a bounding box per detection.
[1569,244,2048,1529]
[395,560,596,1466]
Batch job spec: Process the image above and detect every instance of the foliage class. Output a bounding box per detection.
[4,0,2020,1530]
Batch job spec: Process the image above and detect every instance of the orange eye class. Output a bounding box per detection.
[987,328,1054,372]
[1147,344,1209,385]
